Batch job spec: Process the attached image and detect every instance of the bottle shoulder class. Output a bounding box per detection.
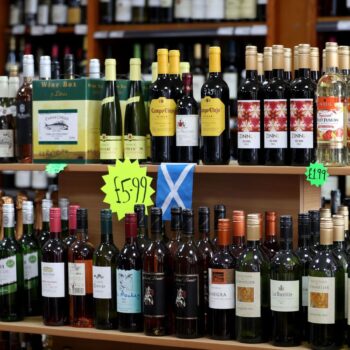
[210,250,235,269]
[271,249,301,269]
[310,250,344,274]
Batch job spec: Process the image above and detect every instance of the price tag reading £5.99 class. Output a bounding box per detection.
[101,159,155,220]
[305,162,329,187]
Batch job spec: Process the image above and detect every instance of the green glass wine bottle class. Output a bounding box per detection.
[100,58,123,163]
[124,58,147,162]
[0,203,24,321]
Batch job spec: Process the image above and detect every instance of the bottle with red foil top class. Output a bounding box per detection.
[230,210,246,259]
[262,211,280,260]
[64,205,80,247]
[237,46,263,165]
[317,42,346,166]
[263,45,290,165]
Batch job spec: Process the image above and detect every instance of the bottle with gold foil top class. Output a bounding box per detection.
[310,47,320,83]
[317,42,346,166]
[124,58,147,162]
[230,210,246,259]
[263,47,273,86]
[169,50,183,102]
[262,211,279,260]
[294,46,299,80]
[339,46,350,79]
[201,46,230,165]
[337,205,350,251]
[284,48,292,82]
[100,59,123,163]
[309,217,345,349]
[257,53,264,83]
[150,49,177,163]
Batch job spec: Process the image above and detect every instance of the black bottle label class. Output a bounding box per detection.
[16,101,32,146]
[143,272,166,316]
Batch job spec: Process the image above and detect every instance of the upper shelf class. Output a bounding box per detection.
[317,16,350,32]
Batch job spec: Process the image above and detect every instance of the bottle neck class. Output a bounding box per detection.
[327,66,338,74]
[209,72,222,79]
[246,70,257,80]
[126,236,137,245]
[264,70,273,80]
[280,239,293,250]
[273,69,284,79]
[199,230,210,240]
[23,223,34,237]
[101,232,113,244]
[232,235,245,246]
[182,233,194,243]
[4,226,15,239]
[151,230,162,241]
[298,235,310,247]
[333,240,345,249]
[299,68,311,78]
[247,240,260,248]
[76,227,88,241]
[42,220,50,232]
[184,83,193,97]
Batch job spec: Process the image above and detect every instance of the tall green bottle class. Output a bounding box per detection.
[100,58,123,163]
[19,200,40,316]
[0,203,24,321]
[124,58,147,162]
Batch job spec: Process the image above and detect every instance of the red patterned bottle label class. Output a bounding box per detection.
[237,100,261,149]
[290,99,314,149]
[264,99,288,149]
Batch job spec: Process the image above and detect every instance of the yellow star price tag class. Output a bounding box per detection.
[101,159,155,220]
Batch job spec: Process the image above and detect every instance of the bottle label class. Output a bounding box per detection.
[206,0,224,19]
[176,114,199,147]
[264,99,288,149]
[160,0,172,7]
[193,75,205,102]
[132,0,146,6]
[10,5,20,26]
[117,269,142,313]
[347,98,350,144]
[347,0,350,8]
[68,7,81,25]
[208,268,234,310]
[100,135,123,160]
[146,134,151,159]
[68,260,93,296]
[302,275,308,307]
[236,271,260,317]
[175,0,191,18]
[240,0,257,18]
[9,102,16,117]
[3,212,14,228]
[150,97,176,137]
[17,101,32,147]
[0,130,14,158]
[116,0,132,22]
[223,72,238,99]
[270,279,299,312]
[175,273,199,319]
[41,262,65,298]
[93,265,112,299]
[200,97,225,137]
[317,97,344,148]
[25,0,38,14]
[308,276,335,324]
[143,272,166,316]
[124,135,146,160]
[24,252,39,282]
[38,4,49,25]
[237,100,261,149]
[52,4,68,24]
[290,99,314,149]
[225,0,241,20]
[148,0,161,7]
[0,256,17,290]
[191,0,206,19]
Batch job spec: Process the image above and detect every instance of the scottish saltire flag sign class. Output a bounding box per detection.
[156,163,196,220]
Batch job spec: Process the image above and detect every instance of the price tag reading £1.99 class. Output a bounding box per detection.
[101,159,155,220]
[305,162,329,187]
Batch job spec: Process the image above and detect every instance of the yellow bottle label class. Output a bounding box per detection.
[124,134,146,159]
[150,97,176,136]
[102,96,115,105]
[200,97,225,136]
[67,8,81,25]
[146,134,151,158]
[127,96,141,104]
[100,135,123,160]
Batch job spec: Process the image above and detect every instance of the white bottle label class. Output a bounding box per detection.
[148,0,161,6]
[0,256,17,286]
[191,0,206,19]
[25,0,38,14]
[52,4,68,24]
[302,275,308,307]
[42,262,65,298]
[69,262,86,296]
[160,0,172,7]
[236,271,261,317]
[24,252,39,281]
[308,276,335,324]
[0,130,14,158]
[117,269,142,313]
[175,0,191,18]
[38,4,49,25]
[225,0,241,19]
[116,0,132,22]
[347,0,350,8]
[270,279,299,312]
[10,5,20,26]
[209,268,235,309]
[93,266,112,299]
[223,72,238,99]
[240,0,257,19]
[206,0,224,19]
[132,0,146,6]
[176,115,199,147]
[193,74,205,102]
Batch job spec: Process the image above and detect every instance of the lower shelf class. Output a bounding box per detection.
[0,317,307,350]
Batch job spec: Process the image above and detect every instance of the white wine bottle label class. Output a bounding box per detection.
[264,99,288,149]
[308,276,335,324]
[148,0,161,7]
[206,0,224,19]
[175,0,191,19]
[42,262,65,298]
[132,0,146,6]
[160,0,172,8]
[192,74,205,102]
[200,97,225,137]
[52,4,68,24]
[191,0,206,19]
[240,0,257,19]
[290,99,314,149]
[116,0,132,22]
[225,0,241,20]
[150,97,176,136]
[237,100,261,149]
[124,135,146,159]
[270,279,299,312]
[68,261,93,296]
[236,271,260,317]
[0,130,14,158]
[24,252,39,281]
[0,256,17,286]
[208,268,235,309]
[25,0,38,14]
[117,269,142,313]
[302,275,308,307]
[176,115,199,147]
[38,4,49,25]
[100,135,123,160]
[93,265,112,299]
[223,72,238,99]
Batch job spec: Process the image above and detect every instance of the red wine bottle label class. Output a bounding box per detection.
[68,260,93,296]
[236,271,260,317]
[237,100,261,149]
[93,266,112,299]
[264,99,288,149]
[290,99,314,149]
[200,97,225,137]
[143,272,166,316]
[150,97,176,136]
[42,262,65,298]
[308,276,335,324]
[176,115,199,147]
[0,130,14,157]
[208,268,234,310]
[317,97,344,147]
[117,269,142,313]
[270,279,299,312]
[175,273,199,318]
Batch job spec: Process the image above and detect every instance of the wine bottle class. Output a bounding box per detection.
[290,44,317,166]
[148,0,161,23]
[100,0,114,24]
[309,210,320,254]
[63,54,76,79]
[236,213,271,343]
[192,44,205,103]
[59,198,69,240]
[263,45,290,165]
[339,45,350,77]
[169,50,183,102]
[263,47,273,86]
[237,46,263,165]
[196,207,215,334]
[270,215,301,346]
[150,49,177,163]
[134,204,150,256]
[257,53,264,83]
[212,204,226,247]
[309,217,345,349]
[51,53,61,80]
[132,0,146,23]
[311,47,320,83]
[283,48,292,82]
[174,208,204,338]
[174,0,191,22]
[230,210,246,259]
[19,201,40,317]
[39,56,51,80]
[67,0,82,25]
[37,199,53,248]
[257,0,266,21]
[24,0,38,25]
[160,0,173,23]
[117,213,143,332]
[317,42,346,166]
[16,54,34,163]
[208,218,235,340]
[201,46,230,165]
[0,203,24,322]
[295,213,314,341]
[175,73,199,163]
[338,205,350,251]
[261,211,279,260]
[42,208,69,326]
[89,59,101,79]
[51,0,68,25]
[124,58,147,162]
[93,209,119,330]
[64,205,80,247]
[100,59,123,163]
[143,207,170,336]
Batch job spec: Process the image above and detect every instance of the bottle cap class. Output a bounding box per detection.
[32,171,48,189]
[59,198,69,220]
[298,213,310,238]
[198,206,210,233]
[171,207,182,231]
[151,207,162,234]
[263,46,272,71]
[272,45,284,70]
[89,58,100,78]
[69,205,80,230]
[50,207,61,233]
[320,217,333,245]
[265,211,277,237]
[232,210,245,237]
[77,208,88,230]
[246,46,257,71]
[214,204,226,230]
[320,208,331,218]
[218,218,231,246]
[257,53,263,75]
[125,213,137,238]
[101,208,112,221]
[183,208,194,235]
[23,200,34,225]
[247,213,260,241]
[333,214,344,242]
[280,215,293,241]
[40,56,51,79]
[180,62,190,75]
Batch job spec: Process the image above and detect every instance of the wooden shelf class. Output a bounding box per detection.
[0,317,307,350]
